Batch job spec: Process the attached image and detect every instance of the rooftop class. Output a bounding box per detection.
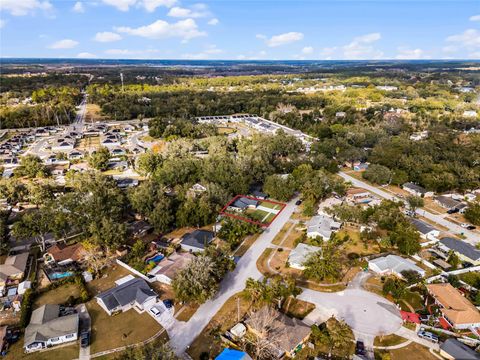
[96,278,157,311]
[369,255,425,276]
[181,229,214,250]
[408,218,438,235]
[440,237,480,261]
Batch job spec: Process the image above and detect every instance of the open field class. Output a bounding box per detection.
[85,104,106,122]
[86,265,132,296]
[86,300,163,353]
[77,136,100,152]
[376,342,439,360]
[217,126,236,135]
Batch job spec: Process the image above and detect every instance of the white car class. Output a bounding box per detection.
[461,223,470,228]
[149,307,161,317]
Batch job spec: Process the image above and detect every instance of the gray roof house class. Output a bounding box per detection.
[402,182,434,197]
[0,252,29,285]
[229,197,259,211]
[96,278,157,315]
[408,218,440,240]
[180,229,214,252]
[288,243,321,270]
[440,237,480,264]
[306,215,342,241]
[24,304,79,352]
[435,196,461,210]
[439,338,480,360]
[368,255,426,278]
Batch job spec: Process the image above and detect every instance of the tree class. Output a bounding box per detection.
[88,147,111,171]
[263,174,295,201]
[172,255,218,303]
[136,152,163,177]
[382,278,406,300]
[27,182,55,207]
[447,274,461,288]
[116,341,178,360]
[303,245,341,282]
[15,155,48,178]
[82,240,111,275]
[12,206,55,251]
[218,218,259,249]
[406,195,424,212]
[401,270,422,285]
[447,250,460,269]
[362,164,392,185]
[88,216,127,251]
[310,317,353,358]
[465,201,480,226]
[389,223,420,255]
[244,276,300,308]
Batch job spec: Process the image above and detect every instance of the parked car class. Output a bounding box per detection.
[467,225,476,230]
[295,200,302,206]
[461,223,470,228]
[419,314,431,323]
[80,332,90,348]
[447,208,459,214]
[355,341,366,355]
[404,210,415,217]
[418,330,438,343]
[462,262,474,268]
[163,299,173,309]
[149,307,161,317]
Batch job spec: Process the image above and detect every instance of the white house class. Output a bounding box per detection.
[409,218,441,241]
[306,215,342,240]
[24,304,79,352]
[402,182,434,197]
[96,277,157,315]
[288,243,321,270]
[147,252,195,285]
[368,255,426,278]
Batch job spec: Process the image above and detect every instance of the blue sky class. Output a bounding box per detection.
[0,0,479,60]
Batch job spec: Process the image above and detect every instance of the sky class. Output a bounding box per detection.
[0,0,479,60]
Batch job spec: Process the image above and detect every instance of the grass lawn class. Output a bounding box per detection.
[271,222,294,245]
[86,300,163,354]
[403,290,424,311]
[5,339,79,360]
[282,297,315,320]
[217,127,236,135]
[187,292,251,360]
[86,265,132,296]
[377,342,439,360]
[176,303,200,322]
[34,283,82,308]
[258,201,282,210]
[374,334,408,347]
[256,248,275,276]
[234,233,260,257]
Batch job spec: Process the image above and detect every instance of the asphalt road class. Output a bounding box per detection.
[339,171,480,245]
[168,196,299,355]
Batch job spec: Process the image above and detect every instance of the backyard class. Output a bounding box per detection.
[33,283,82,308]
[5,339,79,360]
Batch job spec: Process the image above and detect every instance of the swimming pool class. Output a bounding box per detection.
[145,254,164,264]
[49,271,74,280]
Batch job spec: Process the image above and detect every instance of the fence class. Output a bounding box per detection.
[115,259,155,283]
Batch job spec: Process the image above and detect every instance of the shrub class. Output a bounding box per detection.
[20,289,34,328]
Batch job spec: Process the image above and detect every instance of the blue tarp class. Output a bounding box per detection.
[215,348,247,360]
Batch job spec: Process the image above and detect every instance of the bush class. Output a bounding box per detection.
[20,289,34,328]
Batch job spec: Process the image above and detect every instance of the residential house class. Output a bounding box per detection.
[306,215,342,240]
[439,338,480,360]
[24,304,79,352]
[434,196,461,211]
[228,197,259,212]
[96,277,157,316]
[0,252,29,294]
[43,243,86,266]
[128,221,153,238]
[368,255,426,278]
[148,252,195,284]
[346,188,372,204]
[439,237,480,265]
[180,230,214,252]
[463,110,478,118]
[353,162,369,171]
[409,218,440,241]
[216,349,252,360]
[409,131,428,141]
[245,306,311,358]
[288,243,321,270]
[426,283,480,330]
[402,183,434,197]
[188,183,207,197]
[115,178,139,188]
[68,150,83,160]
[51,138,75,153]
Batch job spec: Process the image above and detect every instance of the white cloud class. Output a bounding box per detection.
[94,31,122,42]
[302,46,314,55]
[101,0,176,12]
[115,18,206,41]
[167,4,210,18]
[105,49,136,55]
[0,20,6,29]
[343,32,383,59]
[48,39,79,49]
[262,32,304,47]
[446,29,480,50]
[256,34,267,40]
[442,45,457,54]
[395,47,429,60]
[208,18,219,26]
[183,44,222,59]
[319,46,337,59]
[104,48,160,58]
[236,50,267,60]
[0,0,52,16]
[77,52,97,58]
[470,51,480,58]
[469,14,480,22]
[72,1,84,13]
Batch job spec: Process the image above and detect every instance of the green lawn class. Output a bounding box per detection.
[403,290,424,311]
[258,201,281,209]
[34,283,82,308]
[5,339,79,360]
[86,300,163,353]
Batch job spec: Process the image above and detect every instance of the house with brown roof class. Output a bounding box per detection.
[245,306,311,358]
[147,252,195,285]
[43,243,86,266]
[427,283,480,329]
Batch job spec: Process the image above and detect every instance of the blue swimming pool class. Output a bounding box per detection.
[49,271,74,280]
[145,254,164,264]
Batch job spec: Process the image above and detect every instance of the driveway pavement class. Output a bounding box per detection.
[339,172,480,245]
[77,304,91,360]
[168,197,299,355]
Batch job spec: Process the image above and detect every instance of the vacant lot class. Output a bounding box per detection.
[374,334,407,347]
[86,300,163,353]
[377,342,439,360]
[34,283,82,308]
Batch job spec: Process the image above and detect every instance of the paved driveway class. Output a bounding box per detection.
[299,288,403,337]
[169,197,299,355]
[77,304,91,360]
